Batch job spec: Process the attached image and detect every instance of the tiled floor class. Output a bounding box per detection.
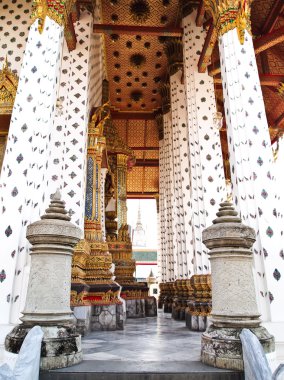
[81,311,202,362]
[41,311,244,379]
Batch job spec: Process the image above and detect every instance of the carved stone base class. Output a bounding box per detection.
[145,296,157,317]
[201,324,275,370]
[91,304,124,331]
[73,306,92,336]
[5,324,82,370]
[185,313,208,332]
[164,302,172,313]
[126,299,145,318]
[116,302,126,330]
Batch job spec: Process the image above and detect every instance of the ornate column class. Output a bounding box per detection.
[101,168,108,241]
[72,103,122,331]
[0,135,7,173]
[205,0,283,321]
[116,153,128,230]
[0,3,72,324]
[0,58,18,174]
[105,116,149,318]
[182,8,226,275]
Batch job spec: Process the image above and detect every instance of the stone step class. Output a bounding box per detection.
[39,360,244,380]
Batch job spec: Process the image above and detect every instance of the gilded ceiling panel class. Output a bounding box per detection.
[101,0,180,27]
[127,166,144,192]
[144,166,159,192]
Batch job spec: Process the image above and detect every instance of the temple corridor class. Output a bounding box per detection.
[39,311,243,380]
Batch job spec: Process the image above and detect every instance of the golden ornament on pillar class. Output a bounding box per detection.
[204,0,252,44]
[0,57,18,115]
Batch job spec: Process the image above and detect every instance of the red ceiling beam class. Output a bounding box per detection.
[111,111,155,120]
[198,22,217,73]
[131,147,159,151]
[209,26,284,76]
[261,0,284,34]
[93,24,183,37]
[196,0,205,27]
[135,159,159,167]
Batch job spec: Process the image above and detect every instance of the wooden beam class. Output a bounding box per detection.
[131,147,159,151]
[214,73,284,87]
[93,24,183,37]
[254,26,284,55]
[203,17,212,30]
[111,111,155,120]
[0,114,11,134]
[135,159,159,167]
[196,0,205,27]
[198,22,217,73]
[274,112,284,128]
[261,0,284,34]
[127,192,157,199]
[209,26,284,76]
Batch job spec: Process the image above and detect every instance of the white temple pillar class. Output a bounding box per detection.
[162,110,175,282]
[47,9,95,231]
[182,10,226,275]
[169,73,187,280]
[169,67,195,279]
[0,17,64,324]
[157,115,167,283]
[205,1,283,321]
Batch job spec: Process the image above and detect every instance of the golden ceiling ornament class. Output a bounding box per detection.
[204,0,252,45]
[31,0,76,34]
[129,0,151,23]
[0,57,18,115]
[104,116,135,167]
[155,112,164,140]
[164,38,183,76]
[130,90,143,102]
[159,82,171,114]
[130,53,146,69]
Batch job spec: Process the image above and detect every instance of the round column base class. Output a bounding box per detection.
[5,324,82,370]
[201,324,275,370]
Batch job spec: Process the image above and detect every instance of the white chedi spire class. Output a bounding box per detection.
[132,202,146,247]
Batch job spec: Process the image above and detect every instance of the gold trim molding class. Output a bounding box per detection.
[0,58,18,115]
[31,0,77,33]
[204,0,252,44]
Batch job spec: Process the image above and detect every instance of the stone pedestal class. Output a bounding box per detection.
[73,306,92,336]
[5,191,82,370]
[201,201,275,370]
[126,299,145,318]
[185,275,212,332]
[145,297,158,317]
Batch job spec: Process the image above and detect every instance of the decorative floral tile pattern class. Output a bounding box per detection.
[219,28,283,321]
[169,70,194,279]
[182,11,226,275]
[0,17,64,324]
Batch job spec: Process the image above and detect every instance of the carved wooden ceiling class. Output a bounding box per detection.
[99,0,181,113]
[95,0,284,197]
